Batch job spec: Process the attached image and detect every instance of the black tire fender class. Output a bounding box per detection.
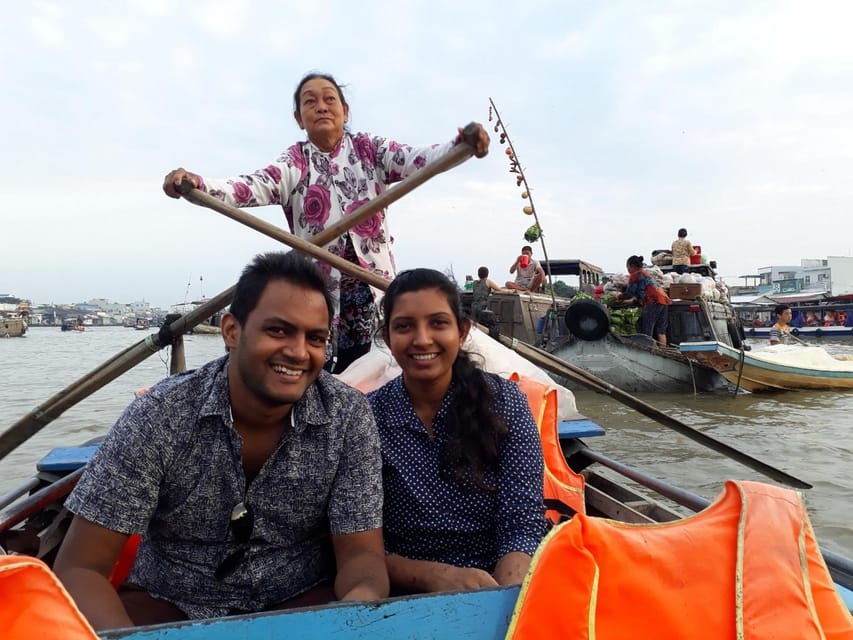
[791,327,800,336]
[564,299,610,341]
[727,320,743,349]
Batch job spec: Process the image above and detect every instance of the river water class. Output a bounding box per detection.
[2,327,851,557]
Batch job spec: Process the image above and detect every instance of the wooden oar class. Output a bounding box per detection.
[184,180,812,491]
[0,130,482,463]
[496,335,812,489]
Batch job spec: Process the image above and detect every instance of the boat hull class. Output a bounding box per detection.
[680,341,853,392]
[549,334,730,393]
[1,317,27,338]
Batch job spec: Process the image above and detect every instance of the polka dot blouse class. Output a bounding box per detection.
[368,373,547,571]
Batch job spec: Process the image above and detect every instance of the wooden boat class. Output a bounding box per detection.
[0,315,27,338]
[1,418,851,638]
[170,300,223,335]
[61,318,85,332]
[679,341,853,392]
[463,260,739,393]
[134,318,150,331]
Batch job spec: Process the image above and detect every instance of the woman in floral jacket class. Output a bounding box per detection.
[164,72,489,372]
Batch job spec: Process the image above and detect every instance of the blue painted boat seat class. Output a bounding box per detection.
[556,419,605,441]
[37,444,100,472]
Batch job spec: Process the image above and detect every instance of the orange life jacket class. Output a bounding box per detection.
[0,555,98,639]
[509,373,585,522]
[507,480,853,640]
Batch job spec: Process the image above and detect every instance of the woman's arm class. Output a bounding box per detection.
[165,144,303,210]
[492,382,548,579]
[386,554,498,593]
[493,551,533,585]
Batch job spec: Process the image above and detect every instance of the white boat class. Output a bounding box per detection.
[679,341,853,392]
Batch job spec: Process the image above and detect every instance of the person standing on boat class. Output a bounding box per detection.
[54,252,388,631]
[769,304,795,345]
[163,72,490,374]
[369,268,547,594]
[619,255,672,347]
[505,245,545,292]
[670,228,696,275]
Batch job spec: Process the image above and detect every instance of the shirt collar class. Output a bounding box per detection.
[198,356,333,433]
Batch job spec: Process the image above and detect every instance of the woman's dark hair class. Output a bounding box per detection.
[678,228,688,238]
[477,266,489,279]
[293,72,349,114]
[774,303,791,316]
[626,255,645,269]
[229,251,334,326]
[381,268,508,491]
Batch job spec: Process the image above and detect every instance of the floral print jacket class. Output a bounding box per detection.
[200,132,456,348]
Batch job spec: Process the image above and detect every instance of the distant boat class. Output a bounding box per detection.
[135,317,151,331]
[170,298,223,335]
[60,318,84,332]
[1,316,27,338]
[735,302,853,340]
[679,341,853,392]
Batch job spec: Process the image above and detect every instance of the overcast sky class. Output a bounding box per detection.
[4,1,853,309]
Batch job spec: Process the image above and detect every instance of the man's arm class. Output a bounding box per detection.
[53,516,134,631]
[386,554,498,593]
[330,528,389,600]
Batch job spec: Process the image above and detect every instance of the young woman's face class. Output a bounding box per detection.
[384,288,470,386]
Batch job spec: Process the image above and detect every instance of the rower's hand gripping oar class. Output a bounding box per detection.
[0,126,483,463]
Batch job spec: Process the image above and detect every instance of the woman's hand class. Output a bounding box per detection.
[456,123,491,158]
[424,564,499,591]
[162,168,201,198]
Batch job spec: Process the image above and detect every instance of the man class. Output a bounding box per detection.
[670,228,696,275]
[769,304,796,345]
[54,252,388,631]
[505,245,545,292]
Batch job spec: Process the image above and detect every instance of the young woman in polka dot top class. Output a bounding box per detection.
[368,268,547,594]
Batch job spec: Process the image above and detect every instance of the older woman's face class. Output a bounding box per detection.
[294,78,349,144]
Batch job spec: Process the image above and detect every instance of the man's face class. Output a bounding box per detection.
[222,279,330,411]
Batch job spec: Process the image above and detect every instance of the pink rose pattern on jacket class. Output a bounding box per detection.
[201,132,453,350]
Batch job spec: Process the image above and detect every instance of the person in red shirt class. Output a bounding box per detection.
[619,255,672,347]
